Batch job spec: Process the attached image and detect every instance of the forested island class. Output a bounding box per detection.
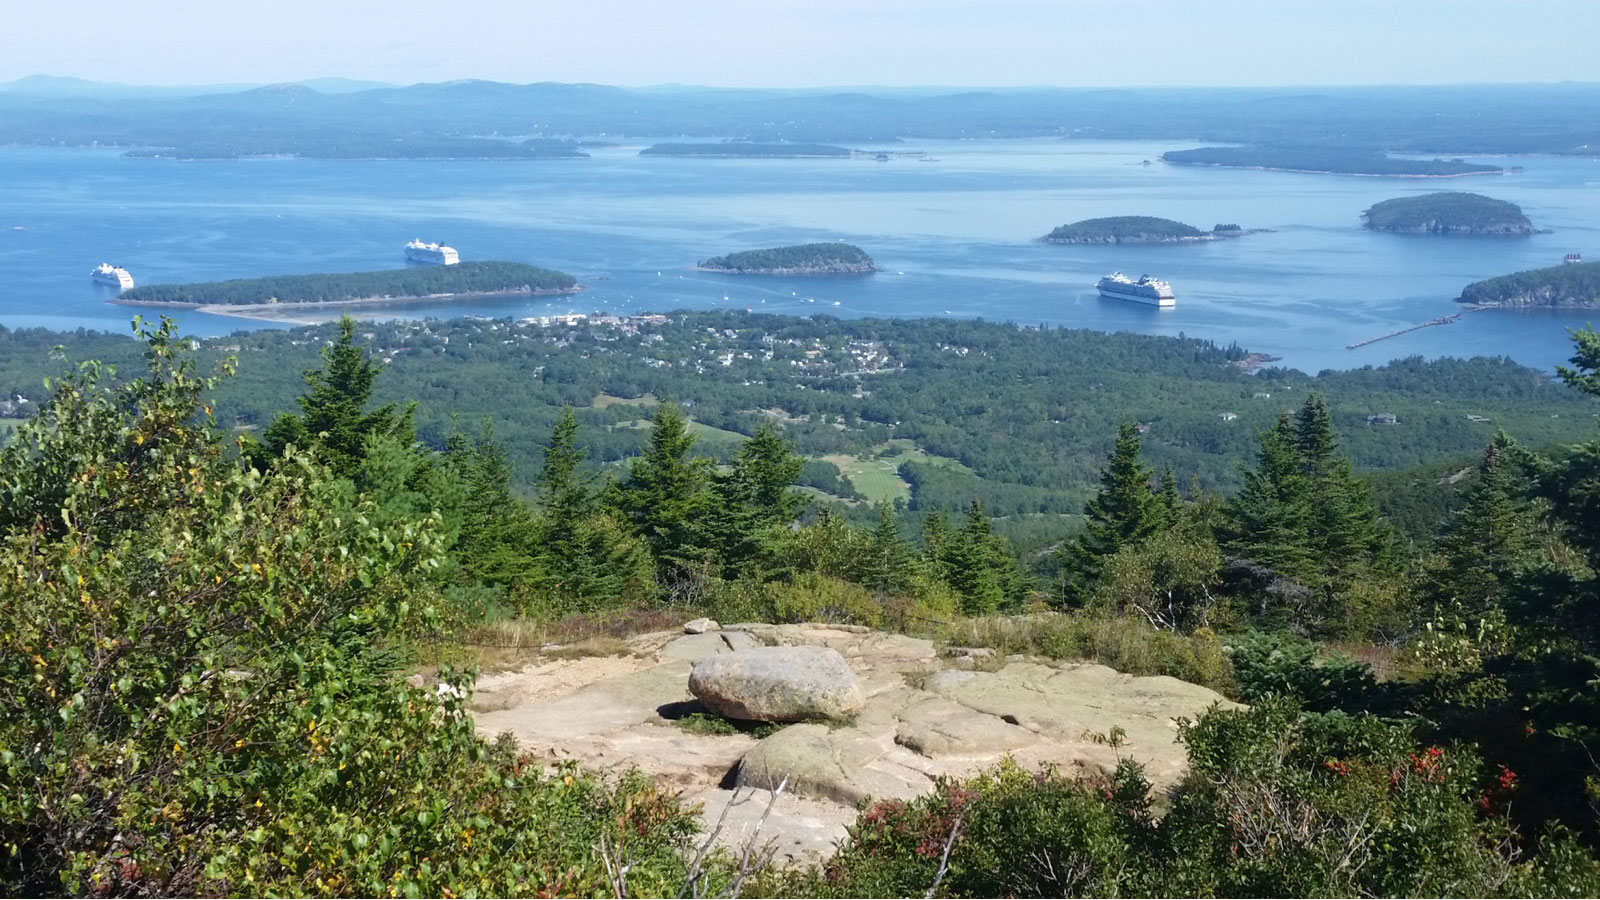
[641,142,852,158]
[1043,216,1220,244]
[1362,192,1535,234]
[1163,146,1503,177]
[117,261,578,307]
[698,242,875,274]
[123,136,588,161]
[1457,260,1600,308]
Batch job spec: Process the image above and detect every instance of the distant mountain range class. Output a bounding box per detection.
[2,76,1598,157]
[0,74,397,99]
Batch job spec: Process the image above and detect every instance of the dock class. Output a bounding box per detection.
[1347,313,1461,350]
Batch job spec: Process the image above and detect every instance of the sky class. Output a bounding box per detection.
[6,0,1600,89]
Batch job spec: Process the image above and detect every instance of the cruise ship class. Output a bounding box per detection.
[91,263,135,290]
[1096,272,1175,307]
[404,239,460,265]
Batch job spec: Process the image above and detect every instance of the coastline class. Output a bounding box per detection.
[111,286,582,325]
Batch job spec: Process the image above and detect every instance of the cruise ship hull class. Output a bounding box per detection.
[1098,286,1174,307]
[91,266,135,290]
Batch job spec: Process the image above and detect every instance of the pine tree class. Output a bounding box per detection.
[611,401,715,571]
[536,406,593,547]
[258,317,413,475]
[1292,394,1388,582]
[706,424,806,576]
[1430,431,1534,612]
[1065,421,1161,602]
[860,503,916,595]
[1227,413,1316,582]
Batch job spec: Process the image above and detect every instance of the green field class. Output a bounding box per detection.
[822,440,971,504]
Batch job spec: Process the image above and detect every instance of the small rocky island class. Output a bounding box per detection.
[1457,261,1600,308]
[1362,192,1536,234]
[698,242,875,275]
[1043,216,1230,244]
[117,261,578,308]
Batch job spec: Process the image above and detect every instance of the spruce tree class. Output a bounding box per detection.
[707,424,805,576]
[1065,421,1161,601]
[259,317,412,475]
[536,406,593,546]
[611,401,715,571]
[1430,431,1534,613]
[860,503,916,595]
[1227,413,1316,582]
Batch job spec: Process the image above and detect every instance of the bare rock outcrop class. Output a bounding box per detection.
[471,621,1237,863]
[689,646,864,723]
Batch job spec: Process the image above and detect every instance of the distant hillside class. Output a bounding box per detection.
[1362,192,1534,234]
[118,261,577,307]
[698,243,875,274]
[1457,261,1600,308]
[1043,216,1213,244]
[4,80,1600,156]
[1163,146,1503,177]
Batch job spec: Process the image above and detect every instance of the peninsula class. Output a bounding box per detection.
[1162,146,1503,178]
[116,261,578,310]
[640,142,851,158]
[698,243,875,275]
[1043,216,1222,244]
[1457,261,1600,308]
[1362,192,1535,234]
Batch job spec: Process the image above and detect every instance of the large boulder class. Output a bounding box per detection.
[689,646,864,722]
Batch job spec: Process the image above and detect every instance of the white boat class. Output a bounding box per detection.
[404,239,460,265]
[1096,272,1175,307]
[91,263,134,290]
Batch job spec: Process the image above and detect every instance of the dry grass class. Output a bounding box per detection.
[455,607,690,671]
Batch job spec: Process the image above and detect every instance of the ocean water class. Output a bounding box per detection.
[2,139,1598,373]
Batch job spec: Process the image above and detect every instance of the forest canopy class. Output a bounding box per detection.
[1362,192,1534,234]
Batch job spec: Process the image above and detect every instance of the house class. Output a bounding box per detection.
[1366,413,1399,426]
[1218,412,1238,422]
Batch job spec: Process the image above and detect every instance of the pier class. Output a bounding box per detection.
[1346,313,1462,350]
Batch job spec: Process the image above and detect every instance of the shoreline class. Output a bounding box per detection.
[693,265,876,276]
[111,286,582,324]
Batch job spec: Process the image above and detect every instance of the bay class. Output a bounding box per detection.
[1,139,1597,373]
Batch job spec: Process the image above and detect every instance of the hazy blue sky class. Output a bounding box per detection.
[8,0,1600,88]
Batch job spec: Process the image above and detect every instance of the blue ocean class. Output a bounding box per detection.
[2,139,1598,373]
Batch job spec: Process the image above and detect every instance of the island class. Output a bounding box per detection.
[1361,192,1535,234]
[640,142,852,158]
[1456,261,1600,308]
[1043,216,1223,244]
[116,261,579,319]
[1162,147,1503,178]
[697,243,875,275]
[123,137,589,161]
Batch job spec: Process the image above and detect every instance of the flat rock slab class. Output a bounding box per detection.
[470,619,1236,864]
[689,645,864,722]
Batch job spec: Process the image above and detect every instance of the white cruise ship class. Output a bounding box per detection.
[91,263,135,290]
[1096,272,1175,307]
[404,239,460,265]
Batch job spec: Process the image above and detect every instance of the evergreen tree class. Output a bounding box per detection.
[257,317,413,475]
[1227,413,1316,582]
[943,501,1021,615]
[706,424,806,576]
[860,503,916,595]
[536,406,593,546]
[1429,431,1535,612]
[1293,394,1387,581]
[610,401,715,572]
[1065,421,1161,602]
